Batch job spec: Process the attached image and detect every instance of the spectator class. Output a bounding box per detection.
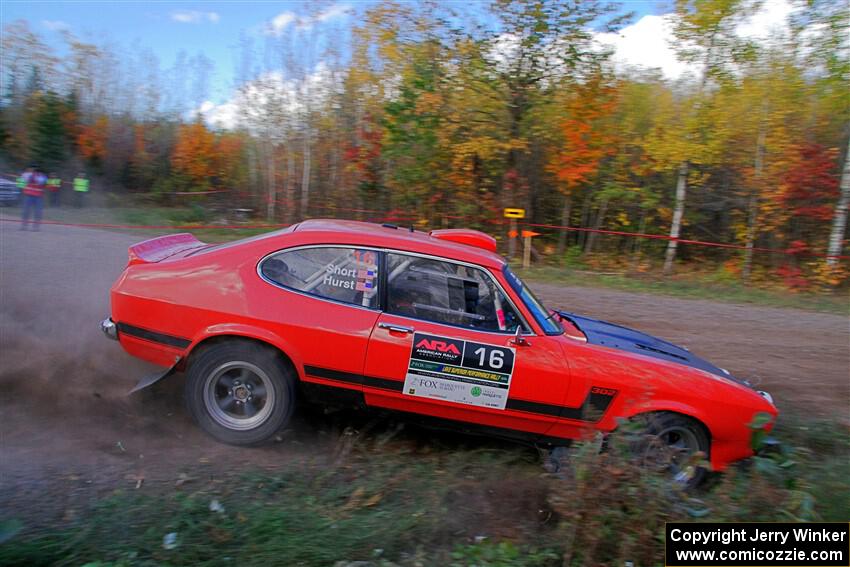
[20,165,47,231]
[73,172,89,208]
[47,173,62,207]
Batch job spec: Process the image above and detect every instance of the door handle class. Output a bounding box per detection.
[378,322,415,334]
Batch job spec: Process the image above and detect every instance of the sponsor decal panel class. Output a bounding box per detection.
[403,333,516,410]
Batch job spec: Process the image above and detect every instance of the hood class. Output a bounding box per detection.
[556,310,752,387]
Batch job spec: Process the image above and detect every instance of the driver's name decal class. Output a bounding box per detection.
[403,332,515,410]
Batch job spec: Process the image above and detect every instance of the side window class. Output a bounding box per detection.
[261,247,380,308]
[386,253,524,333]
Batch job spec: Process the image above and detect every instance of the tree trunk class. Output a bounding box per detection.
[247,143,259,210]
[741,191,759,281]
[743,103,768,282]
[577,196,591,250]
[584,197,608,255]
[300,131,311,217]
[826,137,850,267]
[266,141,276,222]
[286,144,295,223]
[557,194,572,258]
[663,162,688,275]
[631,211,647,271]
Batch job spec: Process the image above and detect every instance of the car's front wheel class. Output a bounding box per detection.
[185,341,295,445]
[635,412,710,487]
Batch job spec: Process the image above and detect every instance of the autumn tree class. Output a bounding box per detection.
[382,41,450,220]
[171,120,218,191]
[28,91,67,169]
[547,74,619,255]
[474,0,627,216]
[662,0,760,274]
[77,115,109,169]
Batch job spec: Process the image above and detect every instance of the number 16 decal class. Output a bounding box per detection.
[463,342,515,374]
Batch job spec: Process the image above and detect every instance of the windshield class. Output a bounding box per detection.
[502,265,563,335]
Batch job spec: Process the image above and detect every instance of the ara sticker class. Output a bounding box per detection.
[403,332,516,410]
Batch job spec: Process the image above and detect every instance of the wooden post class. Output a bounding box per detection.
[520,230,539,269]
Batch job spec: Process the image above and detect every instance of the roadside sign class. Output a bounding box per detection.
[503,208,526,219]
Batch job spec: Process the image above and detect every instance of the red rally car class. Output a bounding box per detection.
[102,219,776,480]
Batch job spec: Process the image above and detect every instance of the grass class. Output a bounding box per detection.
[2,411,847,566]
[0,435,557,567]
[518,265,849,315]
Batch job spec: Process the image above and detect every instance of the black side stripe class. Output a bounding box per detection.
[116,322,191,349]
[303,365,617,423]
[504,389,616,423]
[304,365,403,392]
[504,398,562,417]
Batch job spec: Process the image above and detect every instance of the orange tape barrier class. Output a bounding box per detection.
[516,221,850,260]
[2,216,846,260]
[1,182,846,260]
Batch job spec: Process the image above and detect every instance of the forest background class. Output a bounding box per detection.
[1,0,848,289]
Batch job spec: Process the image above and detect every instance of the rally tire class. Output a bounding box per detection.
[635,412,710,488]
[185,342,295,446]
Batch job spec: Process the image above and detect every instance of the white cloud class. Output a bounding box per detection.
[268,12,297,34]
[735,0,794,40]
[195,63,336,131]
[265,3,349,35]
[315,4,350,24]
[596,0,797,81]
[171,10,220,24]
[198,100,240,130]
[42,20,70,32]
[596,14,695,81]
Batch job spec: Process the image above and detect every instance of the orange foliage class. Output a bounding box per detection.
[548,77,618,195]
[172,121,218,188]
[77,115,108,163]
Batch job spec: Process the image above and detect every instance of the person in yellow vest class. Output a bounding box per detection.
[47,173,62,207]
[73,172,89,208]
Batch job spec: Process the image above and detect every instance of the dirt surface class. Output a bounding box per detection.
[1,219,848,532]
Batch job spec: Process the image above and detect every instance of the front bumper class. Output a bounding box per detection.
[101,317,118,340]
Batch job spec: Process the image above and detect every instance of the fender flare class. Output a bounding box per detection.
[128,324,303,394]
[619,400,714,440]
[189,323,305,379]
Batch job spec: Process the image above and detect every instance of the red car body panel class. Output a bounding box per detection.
[108,220,777,470]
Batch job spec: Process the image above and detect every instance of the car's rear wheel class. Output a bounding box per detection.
[635,412,710,488]
[185,341,295,445]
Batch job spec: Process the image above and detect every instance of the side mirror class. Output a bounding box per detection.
[510,325,529,346]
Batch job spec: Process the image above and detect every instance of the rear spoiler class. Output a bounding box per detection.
[127,233,207,266]
[429,229,497,253]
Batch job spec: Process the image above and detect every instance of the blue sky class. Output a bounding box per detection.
[0,1,663,106]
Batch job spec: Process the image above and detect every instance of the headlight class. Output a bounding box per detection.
[757,390,774,405]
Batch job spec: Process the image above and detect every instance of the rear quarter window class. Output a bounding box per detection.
[260,246,380,309]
